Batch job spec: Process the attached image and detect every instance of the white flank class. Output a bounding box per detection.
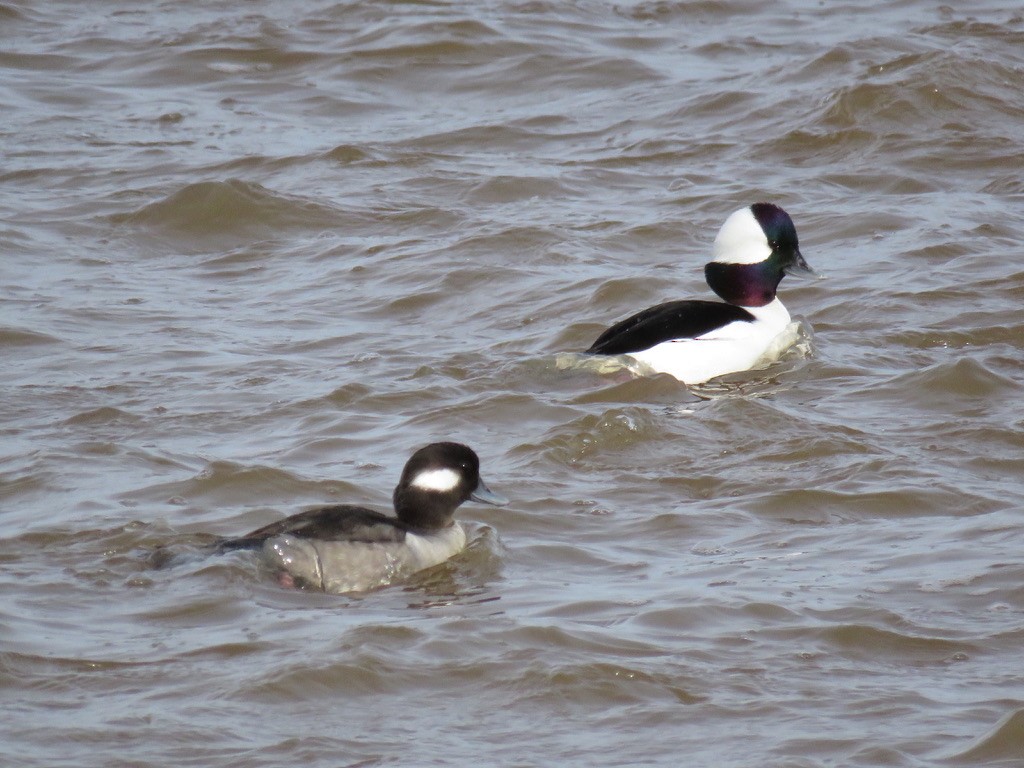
[711,207,772,265]
[625,298,795,384]
[404,525,468,570]
[410,467,461,492]
[264,525,467,595]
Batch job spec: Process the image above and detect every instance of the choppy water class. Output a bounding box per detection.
[3,1,1024,766]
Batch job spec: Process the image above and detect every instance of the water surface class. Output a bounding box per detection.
[2,1,1024,766]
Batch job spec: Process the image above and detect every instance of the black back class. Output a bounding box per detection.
[585,299,755,356]
[217,505,409,551]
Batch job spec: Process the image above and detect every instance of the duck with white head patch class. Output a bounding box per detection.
[217,442,507,594]
[585,203,816,384]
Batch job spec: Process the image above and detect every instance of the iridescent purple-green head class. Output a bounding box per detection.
[704,203,814,307]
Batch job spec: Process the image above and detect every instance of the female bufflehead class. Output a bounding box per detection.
[585,203,815,384]
[217,442,507,594]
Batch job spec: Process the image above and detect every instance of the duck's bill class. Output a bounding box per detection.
[785,249,817,277]
[471,477,509,506]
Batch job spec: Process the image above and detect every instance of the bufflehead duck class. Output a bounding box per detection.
[217,442,507,594]
[585,203,815,384]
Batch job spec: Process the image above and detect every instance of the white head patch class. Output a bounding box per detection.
[711,207,772,265]
[410,467,461,493]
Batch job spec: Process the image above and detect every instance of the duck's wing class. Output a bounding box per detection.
[586,300,754,355]
[217,505,407,551]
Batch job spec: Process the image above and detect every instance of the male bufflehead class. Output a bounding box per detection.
[585,203,815,384]
[217,442,507,594]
